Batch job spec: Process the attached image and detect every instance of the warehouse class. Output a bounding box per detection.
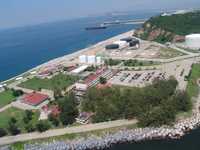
[71,65,88,74]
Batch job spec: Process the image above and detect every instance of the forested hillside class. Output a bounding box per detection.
[134,11,200,43]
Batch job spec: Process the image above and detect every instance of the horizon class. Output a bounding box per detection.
[0,0,200,30]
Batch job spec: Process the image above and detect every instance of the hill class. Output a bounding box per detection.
[134,11,200,43]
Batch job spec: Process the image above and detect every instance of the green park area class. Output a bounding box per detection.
[19,74,79,91]
[0,107,39,136]
[82,78,191,127]
[0,107,25,129]
[186,64,200,98]
[0,90,16,108]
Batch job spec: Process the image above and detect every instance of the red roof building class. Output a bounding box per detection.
[22,92,49,106]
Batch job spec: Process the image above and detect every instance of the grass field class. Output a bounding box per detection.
[123,59,160,67]
[0,107,25,128]
[0,90,16,108]
[0,107,39,131]
[159,47,186,59]
[186,64,200,98]
[19,74,78,91]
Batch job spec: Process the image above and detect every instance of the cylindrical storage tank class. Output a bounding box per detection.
[129,39,140,47]
[186,34,200,49]
[105,44,119,50]
[113,41,127,48]
[120,37,133,43]
[87,55,96,64]
[96,56,102,64]
[79,55,87,63]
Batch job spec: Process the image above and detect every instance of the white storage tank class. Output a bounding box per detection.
[96,56,102,64]
[186,34,200,49]
[87,55,96,64]
[79,55,87,63]
[113,41,127,48]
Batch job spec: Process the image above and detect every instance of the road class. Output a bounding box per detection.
[0,119,137,146]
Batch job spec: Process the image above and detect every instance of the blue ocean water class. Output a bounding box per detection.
[0,11,156,81]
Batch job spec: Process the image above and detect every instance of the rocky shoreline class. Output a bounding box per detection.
[23,113,200,150]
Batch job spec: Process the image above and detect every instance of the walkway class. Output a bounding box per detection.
[0,119,137,146]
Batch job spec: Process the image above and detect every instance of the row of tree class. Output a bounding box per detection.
[81,77,192,127]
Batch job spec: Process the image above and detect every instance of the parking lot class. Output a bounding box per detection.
[109,70,168,87]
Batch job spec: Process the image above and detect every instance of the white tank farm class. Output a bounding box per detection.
[79,55,87,63]
[87,55,96,64]
[185,34,200,49]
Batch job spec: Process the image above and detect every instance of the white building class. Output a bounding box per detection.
[71,65,88,74]
[186,34,200,49]
[75,83,88,91]
[79,55,87,63]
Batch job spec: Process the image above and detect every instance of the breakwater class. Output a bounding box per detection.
[23,113,200,150]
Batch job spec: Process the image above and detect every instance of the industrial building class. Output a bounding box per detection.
[105,37,140,50]
[21,92,49,106]
[185,34,200,49]
[71,65,88,74]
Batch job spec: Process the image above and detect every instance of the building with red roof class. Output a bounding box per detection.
[22,92,49,106]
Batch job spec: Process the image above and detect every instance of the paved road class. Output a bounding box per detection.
[0,119,137,146]
[0,104,12,113]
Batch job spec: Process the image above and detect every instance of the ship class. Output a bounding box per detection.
[85,24,107,30]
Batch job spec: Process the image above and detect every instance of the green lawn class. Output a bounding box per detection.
[186,64,200,98]
[0,90,16,108]
[0,107,39,132]
[159,47,186,59]
[0,107,25,128]
[19,74,79,91]
[123,59,160,67]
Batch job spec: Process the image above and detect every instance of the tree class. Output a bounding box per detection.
[8,118,21,135]
[0,128,7,137]
[99,77,107,84]
[25,123,36,132]
[11,89,24,97]
[23,110,34,123]
[49,114,60,127]
[36,121,50,132]
[58,93,78,125]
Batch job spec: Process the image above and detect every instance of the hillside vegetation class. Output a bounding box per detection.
[135,11,200,43]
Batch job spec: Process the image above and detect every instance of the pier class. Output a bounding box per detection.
[103,19,147,26]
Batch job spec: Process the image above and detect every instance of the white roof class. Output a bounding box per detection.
[15,77,23,81]
[186,34,200,38]
[113,41,127,45]
[71,65,88,74]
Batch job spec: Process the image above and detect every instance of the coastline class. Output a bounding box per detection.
[1,30,134,85]
[1,28,200,149]
[18,111,200,150]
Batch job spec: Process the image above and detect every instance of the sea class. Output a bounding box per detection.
[0,11,156,82]
[107,128,200,150]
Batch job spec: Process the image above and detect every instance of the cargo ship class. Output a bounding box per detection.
[85,24,107,30]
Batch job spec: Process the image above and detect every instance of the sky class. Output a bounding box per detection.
[0,0,200,29]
